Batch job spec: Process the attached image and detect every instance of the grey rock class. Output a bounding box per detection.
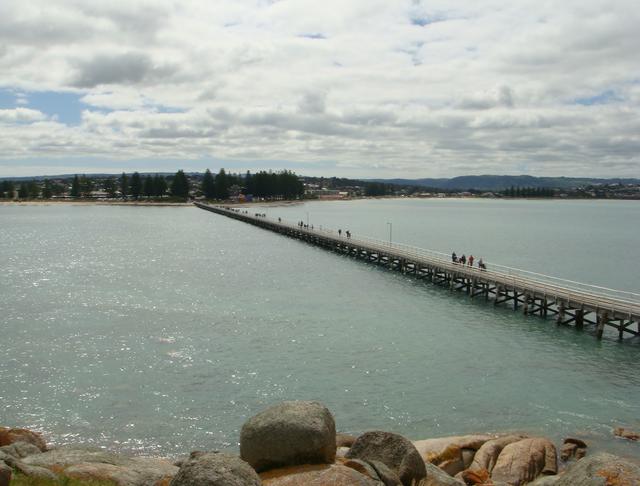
[529,476,560,485]
[0,441,43,459]
[552,452,640,486]
[240,401,336,472]
[24,446,178,486]
[423,462,464,486]
[491,437,557,486]
[14,461,58,480]
[0,461,11,486]
[368,460,402,486]
[342,459,383,482]
[0,452,17,469]
[345,431,426,486]
[169,452,261,486]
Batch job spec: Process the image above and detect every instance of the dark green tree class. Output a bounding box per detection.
[170,170,190,198]
[18,182,29,199]
[70,175,81,198]
[120,172,129,198]
[1,180,14,198]
[143,175,154,198]
[42,179,52,199]
[153,174,167,197]
[214,168,229,199]
[130,172,142,200]
[201,169,216,199]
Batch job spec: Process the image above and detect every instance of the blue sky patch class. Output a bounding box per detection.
[573,89,622,106]
[0,89,85,124]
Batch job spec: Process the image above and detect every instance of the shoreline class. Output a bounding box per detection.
[1,195,638,207]
[2,404,639,486]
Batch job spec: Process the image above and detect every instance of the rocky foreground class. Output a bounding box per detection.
[1,401,639,486]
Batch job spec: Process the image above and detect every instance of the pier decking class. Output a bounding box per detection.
[195,202,640,341]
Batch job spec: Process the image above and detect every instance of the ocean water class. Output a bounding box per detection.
[1,200,639,459]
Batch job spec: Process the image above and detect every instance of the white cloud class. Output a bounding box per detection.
[0,107,47,122]
[0,0,639,177]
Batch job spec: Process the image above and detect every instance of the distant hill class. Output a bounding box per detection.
[370,175,640,191]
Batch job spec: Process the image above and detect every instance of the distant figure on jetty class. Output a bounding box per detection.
[278,217,281,222]
[479,257,486,270]
[338,229,342,237]
[452,252,457,263]
[460,254,466,265]
[346,230,351,238]
[468,255,474,267]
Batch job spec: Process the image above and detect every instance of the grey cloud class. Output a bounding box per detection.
[298,92,326,114]
[71,52,177,88]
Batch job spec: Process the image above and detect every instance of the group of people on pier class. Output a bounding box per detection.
[338,229,351,238]
[452,252,486,270]
[297,221,314,230]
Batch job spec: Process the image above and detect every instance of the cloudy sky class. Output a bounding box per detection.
[0,0,638,178]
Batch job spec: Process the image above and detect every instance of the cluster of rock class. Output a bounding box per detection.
[2,403,640,486]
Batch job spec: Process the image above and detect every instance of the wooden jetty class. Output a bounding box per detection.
[195,202,640,341]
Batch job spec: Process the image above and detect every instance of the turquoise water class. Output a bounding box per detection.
[1,200,639,459]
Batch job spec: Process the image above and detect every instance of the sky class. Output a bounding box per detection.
[0,0,639,178]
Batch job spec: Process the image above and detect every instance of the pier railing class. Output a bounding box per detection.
[201,204,640,321]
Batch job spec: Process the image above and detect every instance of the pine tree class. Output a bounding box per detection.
[120,172,129,198]
[153,174,167,197]
[143,175,154,198]
[42,179,52,199]
[170,170,190,198]
[214,168,229,199]
[18,182,29,198]
[70,175,81,198]
[130,172,142,200]
[201,169,216,199]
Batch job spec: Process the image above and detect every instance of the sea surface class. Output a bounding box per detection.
[1,199,639,459]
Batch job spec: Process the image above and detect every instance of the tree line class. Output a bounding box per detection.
[1,169,304,201]
[501,186,555,198]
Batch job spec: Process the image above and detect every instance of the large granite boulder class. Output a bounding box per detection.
[0,441,43,459]
[170,452,261,486]
[24,446,178,486]
[346,431,426,486]
[491,438,557,486]
[240,401,336,472]
[13,461,58,481]
[470,435,526,473]
[552,452,640,486]
[413,435,496,464]
[0,428,47,451]
[260,464,379,486]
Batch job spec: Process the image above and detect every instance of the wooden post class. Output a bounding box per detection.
[523,294,530,315]
[619,319,624,340]
[575,309,584,330]
[513,291,519,310]
[596,311,608,340]
[557,302,565,325]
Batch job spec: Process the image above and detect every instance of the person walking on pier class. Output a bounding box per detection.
[338,229,342,237]
[460,254,466,265]
[478,257,486,270]
[468,255,474,267]
[452,252,457,263]
[346,230,351,238]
